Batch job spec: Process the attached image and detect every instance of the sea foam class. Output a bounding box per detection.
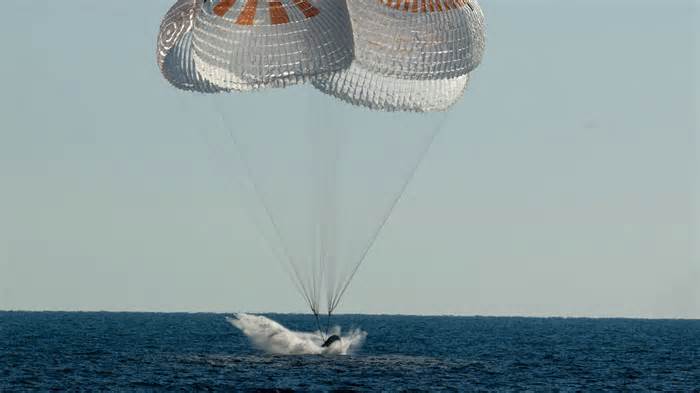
[227,313,366,355]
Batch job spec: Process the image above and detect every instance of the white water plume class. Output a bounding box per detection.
[227,313,366,355]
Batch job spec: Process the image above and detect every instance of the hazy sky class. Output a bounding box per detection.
[1,0,697,318]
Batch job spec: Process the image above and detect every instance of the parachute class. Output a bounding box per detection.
[191,0,354,90]
[158,0,486,111]
[156,0,486,333]
[157,0,224,93]
[313,0,485,112]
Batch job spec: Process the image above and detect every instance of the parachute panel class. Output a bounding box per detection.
[192,0,355,90]
[346,0,485,80]
[312,63,470,112]
[157,0,224,93]
[310,0,485,112]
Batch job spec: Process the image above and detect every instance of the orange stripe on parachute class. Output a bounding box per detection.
[379,0,473,12]
[269,1,290,24]
[294,0,320,18]
[236,0,257,25]
[213,0,322,24]
[214,0,236,16]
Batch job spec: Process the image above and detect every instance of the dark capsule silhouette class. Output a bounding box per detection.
[321,335,341,348]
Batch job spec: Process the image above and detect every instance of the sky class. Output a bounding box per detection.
[0,0,698,318]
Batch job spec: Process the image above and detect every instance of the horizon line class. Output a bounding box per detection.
[1,309,698,321]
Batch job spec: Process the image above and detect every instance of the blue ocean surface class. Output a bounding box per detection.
[1,312,698,391]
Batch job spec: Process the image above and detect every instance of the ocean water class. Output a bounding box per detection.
[1,312,698,391]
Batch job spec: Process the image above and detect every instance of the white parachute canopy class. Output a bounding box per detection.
[157,0,486,112]
[313,0,486,112]
[157,0,224,93]
[192,0,354,90]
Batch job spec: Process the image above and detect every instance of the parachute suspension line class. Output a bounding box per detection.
[209,98,317,315]
[324,311,332,339]
[327,156,340,317]
[307,95,341,318]
[319,125,340,318]
[192,96,308,303]
[308,117,320,320]
[327,112,450,314]
[313,310,326,341]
